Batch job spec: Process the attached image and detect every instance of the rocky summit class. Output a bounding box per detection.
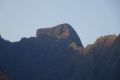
[0,23,120,80]
[36,23,83,47]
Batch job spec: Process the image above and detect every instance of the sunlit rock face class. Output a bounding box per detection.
[36,23,83,47]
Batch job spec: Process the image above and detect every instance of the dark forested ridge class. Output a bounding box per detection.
[0,23,120,80]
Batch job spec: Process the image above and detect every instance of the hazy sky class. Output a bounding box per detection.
[0,0,120,47]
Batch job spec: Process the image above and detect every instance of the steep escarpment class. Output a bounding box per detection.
[70,34,117,55]
[82,35,118,80]
[36,23,83,47]
[68,34,118,80]
[97,34,120,80]
[0,23,83,80]
[0,23,119,80]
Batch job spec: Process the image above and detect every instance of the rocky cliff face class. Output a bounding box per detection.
[70,34,117,55]
[68,34,118,80]
[0,23,119,80]
[36,23,83,47]
[97,34,120,80]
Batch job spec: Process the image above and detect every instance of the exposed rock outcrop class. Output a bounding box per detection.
[36,23,83,47]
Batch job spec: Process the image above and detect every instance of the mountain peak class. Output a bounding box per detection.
[91,34,117,51]
[36,23,72,38]
[93,34,117,46]
[36,23,83,47]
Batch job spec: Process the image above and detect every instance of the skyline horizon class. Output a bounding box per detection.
[0,0,120,47]
[0,22,119,47]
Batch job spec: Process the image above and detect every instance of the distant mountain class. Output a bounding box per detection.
[36,23,83,47]
[0,23,119,80]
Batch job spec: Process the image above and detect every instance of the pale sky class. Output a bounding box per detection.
[0,0,120,47]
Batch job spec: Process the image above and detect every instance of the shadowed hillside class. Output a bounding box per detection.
[0,23,119,80]
[0,65,9,80]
